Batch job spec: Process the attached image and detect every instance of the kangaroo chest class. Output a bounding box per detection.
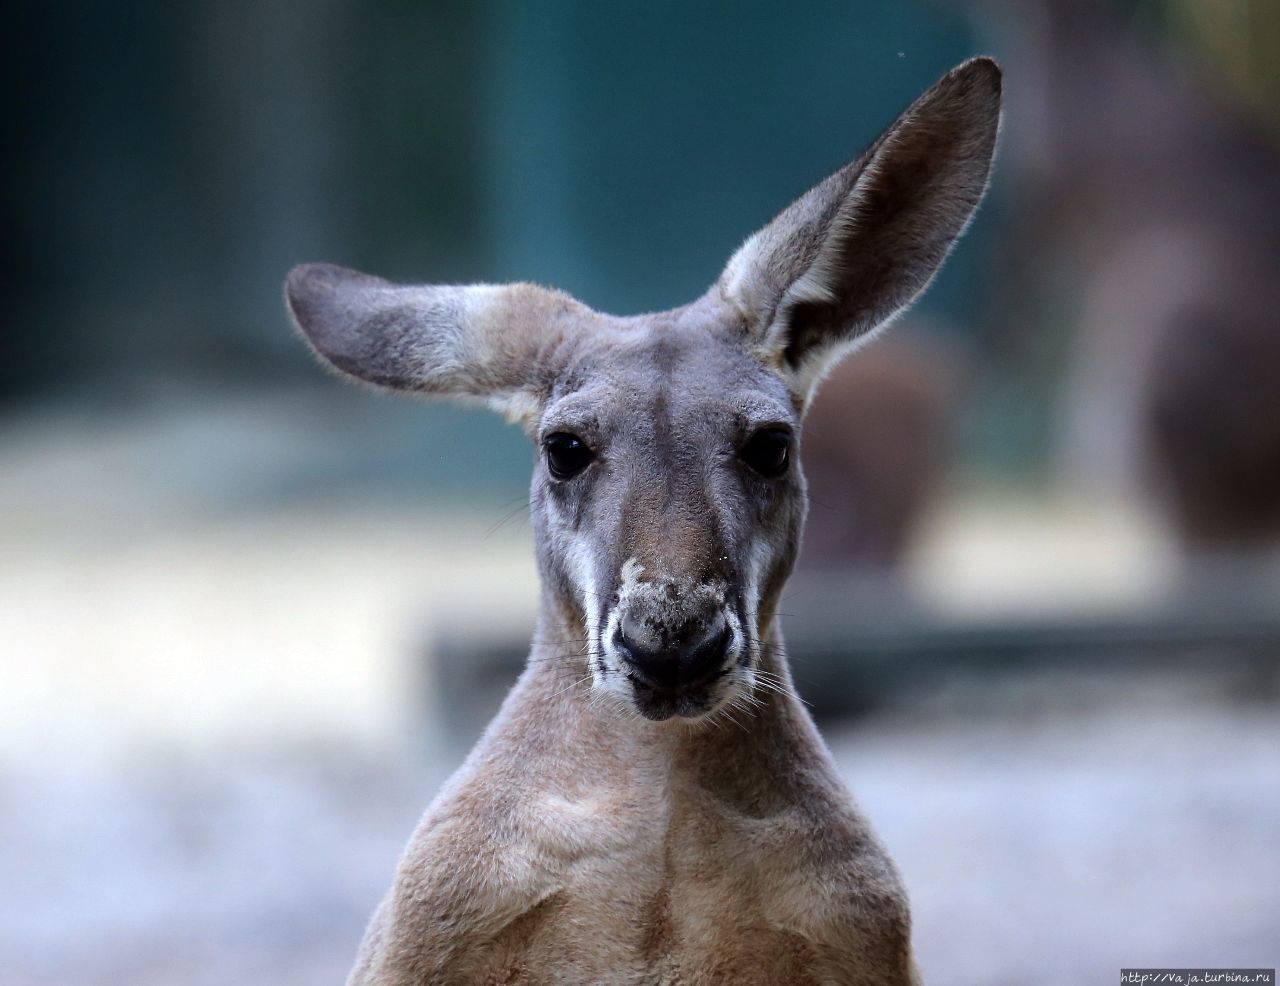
[449,788,843,985]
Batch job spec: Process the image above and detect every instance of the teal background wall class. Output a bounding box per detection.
[6,1,989,499]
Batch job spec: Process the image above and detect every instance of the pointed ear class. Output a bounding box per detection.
[718,57,1002,404]
[284,263,586,426]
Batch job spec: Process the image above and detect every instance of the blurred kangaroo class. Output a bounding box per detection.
[997,0,1280,551]
[800,332,958,571]
[286,58,1000,985]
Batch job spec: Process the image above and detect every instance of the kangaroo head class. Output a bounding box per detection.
[286,58,1001,723]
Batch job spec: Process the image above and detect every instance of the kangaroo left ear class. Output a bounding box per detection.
[285,263,589,429]
[718,57,1002,405]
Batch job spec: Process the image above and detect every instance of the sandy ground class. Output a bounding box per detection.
[837,692,1280,985]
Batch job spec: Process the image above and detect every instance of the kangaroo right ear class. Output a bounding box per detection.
[719,57,1002,405]
[285,263,585,427]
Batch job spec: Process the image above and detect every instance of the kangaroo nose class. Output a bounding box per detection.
[616,613,731,691]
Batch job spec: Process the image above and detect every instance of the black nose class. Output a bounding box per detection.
[615,615,732,691]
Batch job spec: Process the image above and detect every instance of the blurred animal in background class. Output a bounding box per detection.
[995,0,1280,554]
[800,329,959,571]
[1146,290,1280,550]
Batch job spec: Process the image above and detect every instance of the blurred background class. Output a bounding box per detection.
[3,1,1278,983]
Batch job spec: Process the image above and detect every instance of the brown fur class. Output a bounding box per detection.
[285,58,1001,985]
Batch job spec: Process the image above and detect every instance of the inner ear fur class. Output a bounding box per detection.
[284,262,587,425]
[719,57,1002,399]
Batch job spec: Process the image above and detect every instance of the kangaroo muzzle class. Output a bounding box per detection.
[602,563,745,720]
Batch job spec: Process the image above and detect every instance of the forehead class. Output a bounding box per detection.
[543,321,795,434]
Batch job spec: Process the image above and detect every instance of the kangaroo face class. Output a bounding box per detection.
[285,58,1001,725]
[532,310,804,720]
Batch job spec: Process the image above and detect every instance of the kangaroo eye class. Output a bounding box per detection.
[740,428,791,478]
[544,432,594,480]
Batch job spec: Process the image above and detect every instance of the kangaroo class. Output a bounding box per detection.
[286,57,1001,986]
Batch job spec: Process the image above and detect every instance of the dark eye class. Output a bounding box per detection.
[740,428,791,478]
[544,432,594,480]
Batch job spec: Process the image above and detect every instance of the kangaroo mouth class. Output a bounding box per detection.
[625,667,732,721]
